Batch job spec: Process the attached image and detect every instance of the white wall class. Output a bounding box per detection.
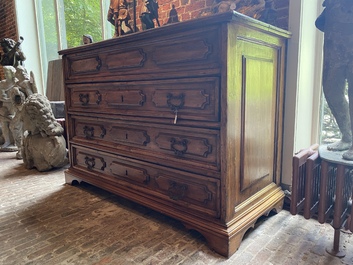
[15,0,45,94]
[281,0,324,187]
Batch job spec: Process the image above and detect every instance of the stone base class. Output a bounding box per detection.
[319,145,353,166]
[0,144,18,152]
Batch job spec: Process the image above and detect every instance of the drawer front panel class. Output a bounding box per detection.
[71,145,220,218]
[67,78,220,122]
[70,117,220,175]
[63,26,221,81]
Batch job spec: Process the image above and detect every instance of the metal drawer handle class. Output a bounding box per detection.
[100,126,106,138]
[170,138,188,156]
[85,156,95,170]
[83,125,106,139]
[167,93,185,111]
[168,181,188,201]
[96,56,102,70]
[167,93,185,124]
[96,91,102,105]
[83,126,94,139]
[79,93,89,106]
[79,91,101,106]
[84,156,106,171]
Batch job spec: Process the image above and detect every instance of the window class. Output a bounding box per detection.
[320,83,349,145]
[34,0,112,90]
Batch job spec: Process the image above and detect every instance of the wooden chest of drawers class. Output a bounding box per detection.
[60,11,290,257]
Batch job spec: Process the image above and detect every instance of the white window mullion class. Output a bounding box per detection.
[101,0,112,39]
[33,0,47,93]
[55,0,67,50]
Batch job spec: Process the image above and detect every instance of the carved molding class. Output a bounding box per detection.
[151,39,212,66]
[84,155,106,171]
[70,57,101,74]
[110,127,150,146]
[168,181,188,201]
[106,49,146,70]
[106,90,146,107]
[109,162,150,185]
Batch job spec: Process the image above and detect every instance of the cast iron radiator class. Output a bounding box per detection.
[290,144,353,257]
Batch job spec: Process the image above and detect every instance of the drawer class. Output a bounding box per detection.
[62,26,221,82]
[69,116,220,177]
[71,145,221,218]
[66,77,220,123]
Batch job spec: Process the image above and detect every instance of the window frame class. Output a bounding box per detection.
[29,0,112,94]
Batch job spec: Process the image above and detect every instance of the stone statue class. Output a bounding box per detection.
[15,65,38,97]
[0,66,21,157]
[21,93,68,171]
[315,0,353,160]
[0,65,38,159]
[0,36,44,161]
[0,37,26,67]
[107,0,134,37]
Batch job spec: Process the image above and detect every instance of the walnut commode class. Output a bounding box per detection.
[59,11,290,257]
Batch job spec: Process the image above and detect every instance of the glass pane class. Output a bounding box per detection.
[320,81,348,145]
[38,0,59,62]
[63,0,103,47]
[102,0,114,39]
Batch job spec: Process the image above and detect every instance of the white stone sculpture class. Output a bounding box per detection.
[0,66,22,158]
[0,65,38,159]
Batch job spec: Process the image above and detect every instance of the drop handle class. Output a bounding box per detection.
[83,126,94,139]
[83,125,106,139]
[85,156,95,170]
[170,138,188,156]
[96,56,102,70]
[79,93,89,106]
[167,93,185,124]
[173,109,178,124]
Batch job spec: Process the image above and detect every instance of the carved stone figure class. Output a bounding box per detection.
[0,66,21,157]
[107,0,134,37]
[21,93,68,171]
[15,65,38,97]
[0,37,26,67]
[0,65,38,159]
[315,0,353,160]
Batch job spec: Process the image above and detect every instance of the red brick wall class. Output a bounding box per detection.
[156,0,289,30]
[0,0,18,79]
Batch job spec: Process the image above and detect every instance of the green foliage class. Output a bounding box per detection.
[63,0,103,48]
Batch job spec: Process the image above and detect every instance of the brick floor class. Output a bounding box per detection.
[0,151,352,265]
